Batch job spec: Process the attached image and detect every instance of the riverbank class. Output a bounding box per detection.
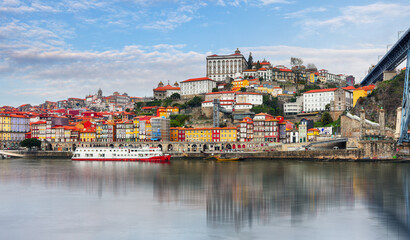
[5,149,405,162]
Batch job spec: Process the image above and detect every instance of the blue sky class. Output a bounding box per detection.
[1,0,410,107]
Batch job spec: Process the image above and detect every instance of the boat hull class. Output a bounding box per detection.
[72,154,171,162]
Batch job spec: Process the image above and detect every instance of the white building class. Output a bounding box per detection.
[180,77,216,96]
[201,91,258,111]
[303,88,337,112]
[206,48,249,82]
[284,96,303,115]
[236,92,263,105]
[303,87,354,112]
[204,91,235,102]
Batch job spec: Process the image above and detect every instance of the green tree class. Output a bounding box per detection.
[170,114,190,127]
[255,60,262,69]
[163,98,173,107]
[325,104,330,111]
[125,108,130,112]
[20,138,41,150]
[170,93,181,100]
[321,112,333,125]
[187,96,202,108]
[146,100,162,107]
[240,87,246,92]
[212,88,219,92]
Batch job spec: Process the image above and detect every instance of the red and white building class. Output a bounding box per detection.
[237,117,254,142]
[253,113,280,142]
[153,81,181,100]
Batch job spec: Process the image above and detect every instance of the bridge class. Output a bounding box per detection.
[361,28,410,86]
[359,27,410,145]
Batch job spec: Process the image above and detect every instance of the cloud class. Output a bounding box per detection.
[284,7,326,19]
[1,40,386,106]
[138,2,207,30]
[0,0,60,13]
[302,3,410,29]
[216,0,291,6]
[1,43,206,105]
[259,0,291,5]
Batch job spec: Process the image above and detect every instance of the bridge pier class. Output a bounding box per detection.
[359,140,396,159]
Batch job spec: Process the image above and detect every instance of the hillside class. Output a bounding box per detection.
[350,70,405,129]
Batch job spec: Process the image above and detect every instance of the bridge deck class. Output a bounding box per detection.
[361,28,410,86]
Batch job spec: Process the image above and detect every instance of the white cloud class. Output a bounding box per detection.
[260,0,291,5]
[0,0,60,13]
[1,41,387,106]
[302,3,410,29]
[284,7,326,19]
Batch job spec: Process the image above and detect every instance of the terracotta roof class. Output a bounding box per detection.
[244,69,257,72]
[154,84,180,91]
[236,92,262,95]
[342,86,356,91]
[304,88,338,94]
[206,91,235,95]
[181,77,215,83]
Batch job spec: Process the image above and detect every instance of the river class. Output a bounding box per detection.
[0,159,409,239]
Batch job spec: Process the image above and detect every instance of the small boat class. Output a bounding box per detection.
[215,155,245,162]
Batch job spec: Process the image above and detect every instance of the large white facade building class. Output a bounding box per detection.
[206,49,249,81]
[303,87,354,112]
[180,77,216,96]
[303,88,337,112]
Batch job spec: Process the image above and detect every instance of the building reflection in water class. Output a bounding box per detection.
[0,159,410,236]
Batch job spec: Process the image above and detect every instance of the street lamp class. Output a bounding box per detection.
[386,44,392,52]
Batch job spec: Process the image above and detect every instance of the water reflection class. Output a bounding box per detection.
[0,159,410,238]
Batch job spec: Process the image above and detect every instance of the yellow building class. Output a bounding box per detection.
[232,79,249,91]
[353,85,375,107]
[309,73,318,83]
[176,127,237,142]
[219,127,237,142]
[133,118,139,140]
[185,128,212,142]
[157,106,179,118]
[80,128,96,142]
[170,128,179,142]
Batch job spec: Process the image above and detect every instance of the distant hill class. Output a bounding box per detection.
[350,70,405,129]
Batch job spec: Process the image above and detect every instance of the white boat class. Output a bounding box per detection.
[72,147,171,162]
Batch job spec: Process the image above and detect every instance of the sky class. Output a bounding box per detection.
[1,0,410,107]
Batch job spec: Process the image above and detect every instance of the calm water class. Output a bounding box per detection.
[0,159,410,240]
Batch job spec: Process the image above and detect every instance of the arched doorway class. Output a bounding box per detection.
[192,144,197,152]
[157,144,162,150]
[167,144,173,152]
